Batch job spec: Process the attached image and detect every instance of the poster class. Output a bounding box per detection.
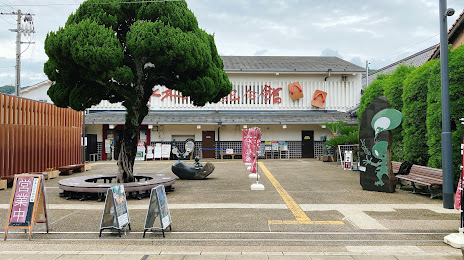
[143,185,172,238]
[154,143,162,159]
[99,184,130,236]
[112,185,129,228]
[8,177,38,226]
[5,174,49,240]
[161,144,171,159]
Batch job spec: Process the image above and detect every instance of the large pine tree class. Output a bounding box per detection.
[44,0,232,182]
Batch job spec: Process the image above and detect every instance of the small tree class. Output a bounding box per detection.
[44,0,232,183]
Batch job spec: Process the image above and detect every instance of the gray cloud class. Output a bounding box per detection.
[320,49,343,59]
[0,0,463,86]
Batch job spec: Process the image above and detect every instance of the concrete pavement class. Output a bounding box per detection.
[0,159,462,259]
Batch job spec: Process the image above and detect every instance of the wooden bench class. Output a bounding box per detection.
[59,164,85,175]
[220,153,242,160]
[392,161,402,175]
[396,164,442,199]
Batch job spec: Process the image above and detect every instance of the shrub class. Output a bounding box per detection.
[402,60,437,165]
[358,74,390,120]
[427,45,464,185]
[384,64,416,162]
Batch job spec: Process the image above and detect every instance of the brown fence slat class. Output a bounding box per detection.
[0,94,82,180]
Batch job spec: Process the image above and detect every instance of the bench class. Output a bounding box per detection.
[59,164,85,175]
[220,153,242,160]
[396,164,442,199]
[392,161,402,175]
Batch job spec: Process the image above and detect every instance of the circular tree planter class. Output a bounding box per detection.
[58,174,175,201]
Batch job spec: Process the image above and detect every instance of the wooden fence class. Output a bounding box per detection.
[0,94,83,181]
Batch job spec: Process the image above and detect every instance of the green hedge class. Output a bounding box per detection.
[383,64,415,162]
[427,45,464,183]
[358,74,390,120]
[402,60,437,165]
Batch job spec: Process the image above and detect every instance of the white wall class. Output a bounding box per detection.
[86,125,103,142]
[149,124,335,142]
[21,85,52,103]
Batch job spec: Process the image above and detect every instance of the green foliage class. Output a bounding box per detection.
[44,0,232,112]
[324,124,359,149]
[383,64,415,162]
[384,64,415,111]
[0,85,14,94]
[358,74,390,120]
[402,60,437,165]
[427,45,464,183]
[322,121,347,136]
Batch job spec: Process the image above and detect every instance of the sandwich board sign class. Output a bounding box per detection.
[4,174,49,241]
[143,185,172,238]
[99,185,131,237]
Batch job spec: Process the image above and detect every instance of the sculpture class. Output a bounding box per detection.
[359,97,403,193]
[171,139,195,160]
[171,157,215,180]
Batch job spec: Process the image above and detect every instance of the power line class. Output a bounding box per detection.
[374,33,439,62]
[0,0,183,7]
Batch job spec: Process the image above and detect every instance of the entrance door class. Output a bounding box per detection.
[202,131,216,158]
[302,131,314,158]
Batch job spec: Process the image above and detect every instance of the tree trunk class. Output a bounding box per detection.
[116,120,140,183]
[117,61,152,183]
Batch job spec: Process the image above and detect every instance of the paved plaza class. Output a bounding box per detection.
[0,159,462,259]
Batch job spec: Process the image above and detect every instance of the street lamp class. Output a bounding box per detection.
[439,0,454,209]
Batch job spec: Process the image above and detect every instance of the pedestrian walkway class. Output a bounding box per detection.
[0,159,462,259]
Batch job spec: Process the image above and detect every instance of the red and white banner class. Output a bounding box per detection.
[242,129,248,162]
[455,140,464,210]
[250,128,262,174]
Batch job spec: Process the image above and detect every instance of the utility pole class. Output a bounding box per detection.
[439,0,455,209]
[1,10,35,97]
[365,60,369,89]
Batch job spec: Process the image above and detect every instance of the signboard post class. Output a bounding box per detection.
[143,185,172,238]
[99,185,131,237]
[4,174,49,241]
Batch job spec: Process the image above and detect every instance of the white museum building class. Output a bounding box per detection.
[21,56,364,161]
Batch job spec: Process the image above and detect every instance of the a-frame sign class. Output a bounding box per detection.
[99,185,131,237]
[4,174,49,240]
[143,185,172,238]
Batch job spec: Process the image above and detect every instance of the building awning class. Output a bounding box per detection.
[85,110,356,125]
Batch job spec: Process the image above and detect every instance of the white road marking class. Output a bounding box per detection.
[0,203,457,230]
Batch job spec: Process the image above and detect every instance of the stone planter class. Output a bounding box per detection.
[0,179,7,190]
[43,170,59,180]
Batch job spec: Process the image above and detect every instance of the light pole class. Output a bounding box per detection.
[439,0,455,209]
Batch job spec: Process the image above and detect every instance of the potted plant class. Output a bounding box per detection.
[322,121,348,137]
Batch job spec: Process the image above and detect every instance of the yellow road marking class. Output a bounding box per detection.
[258,162,344,226]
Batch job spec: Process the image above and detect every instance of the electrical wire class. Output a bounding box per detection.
[372,33,440,62]
[0,0,183,7]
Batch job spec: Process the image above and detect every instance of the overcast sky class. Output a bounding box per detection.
[0,0,463,88]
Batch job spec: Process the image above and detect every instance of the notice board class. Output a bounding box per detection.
[99,185,131,237]
[4,174,49,240]
[143,185,172,238]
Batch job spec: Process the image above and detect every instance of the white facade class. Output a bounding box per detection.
[20,57,363,160]
[92,72,361,113]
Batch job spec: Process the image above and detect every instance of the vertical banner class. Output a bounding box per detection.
[144,185,172,238]
[99,185,131,237]
[244,128,255,164]
[4,174,49,241]
[250,128,262,174]
[242,129,248,162]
